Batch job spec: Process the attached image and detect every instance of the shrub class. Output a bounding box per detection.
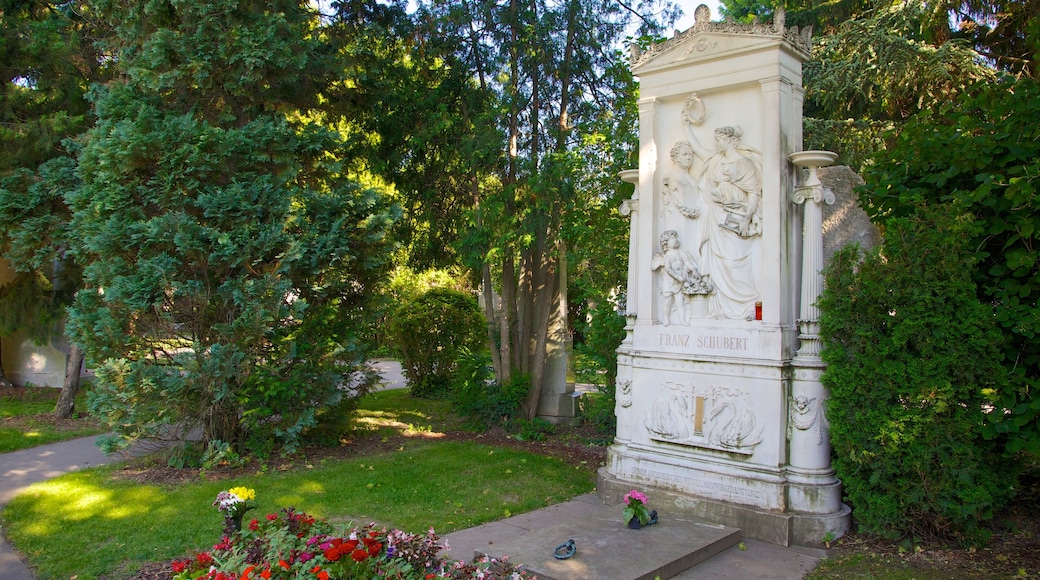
[388,288,486,398]
[860,77,1040,455]
[451,350,529,429]
[818,207,1014,545]
[579,382,616,440]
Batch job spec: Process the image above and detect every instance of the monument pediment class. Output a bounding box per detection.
[630,6,811,75]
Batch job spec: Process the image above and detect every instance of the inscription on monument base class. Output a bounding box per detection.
[656,331,751,352]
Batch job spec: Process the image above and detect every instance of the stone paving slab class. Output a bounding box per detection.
[444,494,742,580]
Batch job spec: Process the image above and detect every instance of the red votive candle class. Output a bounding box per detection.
[755,301,763,321]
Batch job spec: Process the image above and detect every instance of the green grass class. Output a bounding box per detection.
[0,388,105,452]
[1,391,595,580]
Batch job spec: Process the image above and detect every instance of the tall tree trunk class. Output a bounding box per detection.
[0,340,13,389]
[54,343,83,419]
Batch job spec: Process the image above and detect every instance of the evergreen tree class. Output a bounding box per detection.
[0,1,111,412]
[64,0,395,455]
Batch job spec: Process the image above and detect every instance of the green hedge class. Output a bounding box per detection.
[819,207,1014,546]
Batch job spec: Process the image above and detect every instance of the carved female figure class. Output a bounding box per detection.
[682,116,763,320]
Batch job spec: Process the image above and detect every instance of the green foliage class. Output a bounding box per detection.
[0,1,109,172]
[388,288,486,398]
[514,417,556,441]
[578,381,616,440]
[860,77,1040,456]
[450,350,530,429]
[64,0,396,457]
[819,207,1014,545]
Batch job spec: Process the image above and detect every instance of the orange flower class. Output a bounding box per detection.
[279,559,291,569]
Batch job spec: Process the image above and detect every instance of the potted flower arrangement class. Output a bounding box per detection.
[622,490,658,529]
[212,486,256,534]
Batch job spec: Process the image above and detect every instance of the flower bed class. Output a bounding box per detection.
[172,505,533,580]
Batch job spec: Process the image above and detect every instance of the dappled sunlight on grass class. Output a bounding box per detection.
[4,396,594,580]
[352,415,447,438]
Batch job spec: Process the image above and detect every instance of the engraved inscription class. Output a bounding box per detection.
[696,335,749,350]
[660,333,692,347]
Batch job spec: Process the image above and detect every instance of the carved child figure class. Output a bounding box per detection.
[652,230,711,326]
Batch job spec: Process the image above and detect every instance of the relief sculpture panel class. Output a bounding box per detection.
[654,94,763,322]
[645,380,763,455]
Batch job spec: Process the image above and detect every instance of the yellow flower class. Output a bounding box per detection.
[228,487,256,501]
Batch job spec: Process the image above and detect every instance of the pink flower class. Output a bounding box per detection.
[623,490,647,505]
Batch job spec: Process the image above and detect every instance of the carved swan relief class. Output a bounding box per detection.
[644,384,763,455]
[707,399,763,451]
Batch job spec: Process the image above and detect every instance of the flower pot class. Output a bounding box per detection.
[628,518,642,530]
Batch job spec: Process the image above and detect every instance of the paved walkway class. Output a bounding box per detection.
[0,361,823,579]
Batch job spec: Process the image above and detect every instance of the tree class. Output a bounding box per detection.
[0,1,111,414]
[405,0,676,418]
[64,0,396,456]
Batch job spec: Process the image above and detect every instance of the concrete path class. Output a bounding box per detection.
[0,434,124,580]
[442,494,824,580]
[0,360,824,579]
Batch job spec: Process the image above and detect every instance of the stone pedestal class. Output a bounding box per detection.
[603,5,850,547]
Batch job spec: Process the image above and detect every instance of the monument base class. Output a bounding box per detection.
[598,466,850,548]
[536,390,579,425]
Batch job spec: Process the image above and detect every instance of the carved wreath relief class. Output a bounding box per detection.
[645,381,763,455]
[655,93,763,323]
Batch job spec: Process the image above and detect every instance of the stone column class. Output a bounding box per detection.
[615,170,639,432]
[788,151,841,514]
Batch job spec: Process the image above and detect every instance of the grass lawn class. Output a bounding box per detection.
[0,386,105,452]
[1,390,596,580]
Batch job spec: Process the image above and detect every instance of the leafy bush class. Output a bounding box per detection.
[514,417,555,441]
[575,302,626,387]
[388,288,486,398]
[451,350,529,429]
[860,77,1040,455]
[578,382,616,440]
[819,207,1014,545]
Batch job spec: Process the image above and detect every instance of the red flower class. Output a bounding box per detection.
[171,560,188,573]
[278,559,291,569]
[196,552,214,566]
[317,572,329,580]
[260,569,272,580]
[249,518,259,531]
[266,514,278,521]
[343,539,359,552]
[241,566,255,580]
[323,547,342,562]
[351,548,369,562]
[363,538,383,557]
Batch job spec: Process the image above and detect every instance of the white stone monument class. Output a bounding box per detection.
[599,6,852,546]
